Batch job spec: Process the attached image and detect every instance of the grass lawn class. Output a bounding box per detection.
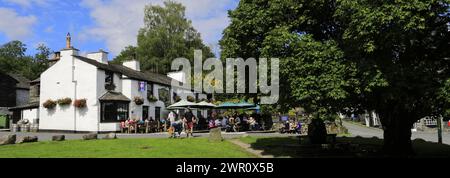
[240,136,450,158]
[0,138,256,158]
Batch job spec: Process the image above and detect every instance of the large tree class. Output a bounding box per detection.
[0,41,51,80]
[114,0,214,74]
[220,0,450,155]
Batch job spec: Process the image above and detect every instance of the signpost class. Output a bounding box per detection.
[437,116,443,144]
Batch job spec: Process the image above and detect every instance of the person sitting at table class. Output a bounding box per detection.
[221,116,229,132]
[208,118,215,129]
[248,117,257,131]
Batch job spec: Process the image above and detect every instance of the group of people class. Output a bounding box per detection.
[121,110,265,136]
[120,117,160,133]
[207,113,263,132]
[167,109,196,138]
[280,119,303,134]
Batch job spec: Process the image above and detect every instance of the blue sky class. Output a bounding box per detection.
[0,0,239,58]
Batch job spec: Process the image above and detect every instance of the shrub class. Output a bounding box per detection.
[105,83,116,91]
[43,100,57,109]
[147,95,158,102]
[134,97,144,105]
[57,98,72,106]
[74,99,87,108]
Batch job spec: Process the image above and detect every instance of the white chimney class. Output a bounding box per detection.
[123,60,140,71]
[87,49,108,63]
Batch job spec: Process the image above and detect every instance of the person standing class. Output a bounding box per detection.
[183,109,195,138]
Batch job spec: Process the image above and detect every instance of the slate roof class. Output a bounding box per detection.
[8,102,39,110]
[30,77,40,84]
[74,55,172,86]
[99,91,131,102]
[7,73,30,89]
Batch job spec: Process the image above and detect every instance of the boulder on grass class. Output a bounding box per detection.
[0,134,16,145]
[82,133,98,140]
[103,133,117,139]
[52,135,65,141]
[17,136,38,144]
[209,127,223,142]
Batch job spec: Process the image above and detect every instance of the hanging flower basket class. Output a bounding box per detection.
[197,98,208,103]
[147,95,158,102]
[105,83,116,91]
[134,97,144,105]
[57,97,72,106]
[187,96,195,102]
[174,96,181,102]
[74,99,87,108]
[43,99,57,109]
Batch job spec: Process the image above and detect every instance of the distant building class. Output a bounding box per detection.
[0,72,30,125]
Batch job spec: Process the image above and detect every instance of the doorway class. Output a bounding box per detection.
[143,106,149,121]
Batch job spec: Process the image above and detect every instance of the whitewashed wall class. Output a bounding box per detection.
[39,49,101,132]
[22,108,38,124]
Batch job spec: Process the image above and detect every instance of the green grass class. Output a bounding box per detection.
[0,138,256,158]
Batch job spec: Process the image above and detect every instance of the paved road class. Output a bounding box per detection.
[343,121,450,145]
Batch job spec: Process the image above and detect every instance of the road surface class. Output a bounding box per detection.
[343,121,450,145]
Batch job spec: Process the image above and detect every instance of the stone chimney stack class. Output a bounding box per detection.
[66,32,71,49]
[87,49,109,64]
[123,60,141,71]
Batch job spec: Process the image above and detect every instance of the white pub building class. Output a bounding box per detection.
[11,34,208,133]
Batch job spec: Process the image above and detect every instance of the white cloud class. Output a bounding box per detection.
[0,7,37,40]
[80,0,235,55]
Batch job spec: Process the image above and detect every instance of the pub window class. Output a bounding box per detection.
[155,107,161,121]
[105,71,113,84]
[101,102,129,123]
[147,83,153,96]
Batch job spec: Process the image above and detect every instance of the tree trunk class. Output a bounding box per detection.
[380,110,415,156]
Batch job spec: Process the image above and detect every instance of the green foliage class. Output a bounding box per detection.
[111,46,137,65]
[57,98,72,106]
[0,41,51,80]
[221,0,450,150]
[0,138,255,158]
[114,0,214,74]
[221,0,450,118]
